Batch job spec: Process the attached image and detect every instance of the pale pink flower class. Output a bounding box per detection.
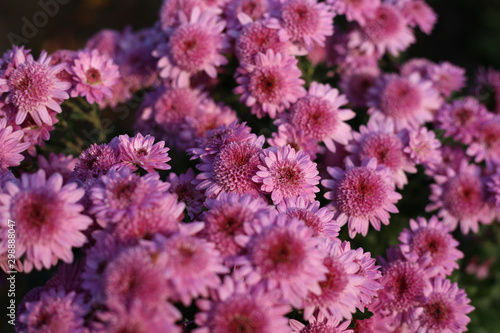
[268,123,320,160]
[329,0,380,25]
[403,126,442,167]
[117,133,171,173]
[429,61,466,97]
[398,0,437,35]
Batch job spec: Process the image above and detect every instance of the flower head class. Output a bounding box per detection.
[117,133,171,173]
[329,0,380,25]
[0,119,30,170]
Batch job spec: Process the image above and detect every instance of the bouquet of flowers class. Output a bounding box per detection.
[1,0,499,332]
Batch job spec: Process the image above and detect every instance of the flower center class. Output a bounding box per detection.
[85,68,102,84]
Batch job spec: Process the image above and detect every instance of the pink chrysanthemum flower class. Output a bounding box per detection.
[188,121,255,160]
[486,172,500,209]
[117,133,171,173]
[302,239,365,324]
[285,81,356,152]
[19,288,88,333]
[0,119,30,170]
[398,0,437,35]
[48,49,77,86]
[69,49,120,104]
[0,170,92,273]
[267,0,335,51]
[268,123,320,160]
[328,0,380,26]
[155,7,229,87]
[339,65,380,108]
[152,230,228,306]
[85,29,121,58]
[359,4,415,56]
[234,18,292,65]
[234,213,327,308]
[347,119,417,189]
[426,145,468,177]
[435,97,492,145]
[195,135,265,198]
[399,216,464,278]
[412,278,474,333]
[323,158,402,238]
[253,145,320,204]
[367,73,442,131]
[403,126,442,167]
[159,0,221,30]
[89,167,170,227]
[201,193,272,260]
[277,197,340,239]
[38,152,76,183]
[429,61,466,97]
[225,0,277,30]
[194,276,291,333]
[466,118,500,165]
[72,143,120,183]
[0,50,70,126]
[426,160,494,234]
[168,168,205,220]
[400,57,436,78]
[290,318,353,333]
[234,49,306,119]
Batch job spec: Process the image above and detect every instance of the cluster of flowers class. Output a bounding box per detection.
[0,0,498,331]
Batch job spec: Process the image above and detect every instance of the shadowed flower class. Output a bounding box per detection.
[117,133,171,173]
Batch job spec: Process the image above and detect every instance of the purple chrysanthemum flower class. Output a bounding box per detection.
[267,0,335,51]
[168,168,205,220]
[72,143,120,183]
[38,152,76,183]
[253,145,320,204]
[69,49,120,104]
[89,167,170,227]
[367,73,442,131]
[435,97,492,145]
[234,49,306,119]
[428,61,466,97]
[268,123,320,160]
[0,170,92,272]
[151,230,228,306]
[412,278,474,333]
[195,276,291,333]
[399,216,464,278]
[0,49,70,126]
[323,158,402,238]
[284,81,355,152]
[19,288,88,333]
[426,160,494,234]
[195,135,265,198]
[155,7,229,87]
[398,0,437,35]
[486,171,500,210]
[201,193,272,260]
[0,119,30,170]
[117,133,171,173]
[159,0,221,30]
[466,117,500,165]
[225,0,277,30]
[403,126,442,167]
[277,197,340,239]
[328,0,380,26]
[338,65,380,108]
[234,213,327,308]
[302,238,365,324]
[347,119,417,189]
[290,319,353,333]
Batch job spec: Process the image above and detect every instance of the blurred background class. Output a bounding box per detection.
[0,0,499,332]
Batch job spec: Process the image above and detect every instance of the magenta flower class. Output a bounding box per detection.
[347,119,417,189]
[399,216,464,277]
[0,119,30,170]
[253,145,320,205]
[466,117,500,165]
[234,213,327,308]
[152,231,228,306]
[329,0,380,25]
[72,143,120,183]
[323,158,402,238]
[195,135,265,198]
[429,61,466,97]
[234,49,306,119]
[338,65,380,108]
[398,0,437,35]
[412,278,474,333]
[267,0,335,51]
[38,152,76,183]
[0,49,70,126]
[403,126,442,167]
[367,73,442,131]
[0,170,92,272]
[117,133,171,173]
[426,160,494,234]
[155,7,229,87]
[268,123,320,160]
[225,0,277,30]
[159,0,220,30]
[302,238,365,324]
[290,319,353,333]
[285,81,355,152]
[70,49,120,104]
[168,168,205,220]
[19,288,88,333]
[201,193,272,260]
[195,276,291,333]
[277,197,340,240]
